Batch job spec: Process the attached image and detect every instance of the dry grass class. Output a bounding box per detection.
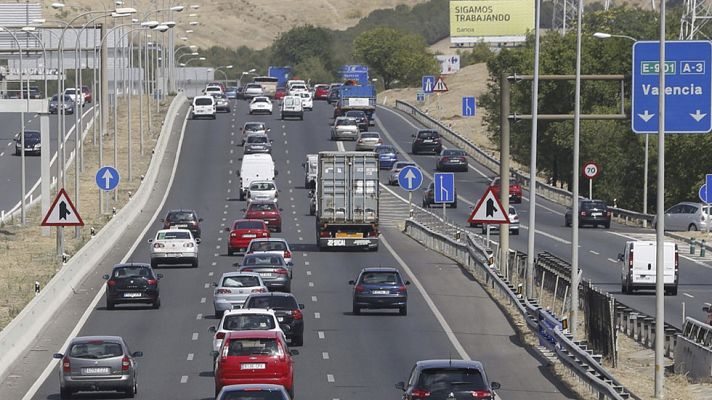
[0,95,170,329]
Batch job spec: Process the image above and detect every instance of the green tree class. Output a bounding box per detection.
[271,25,334,70]
[352,27,438,89]
[293,56,335,83]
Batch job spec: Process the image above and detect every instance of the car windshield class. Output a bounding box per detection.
[376,146,395,154]
[250,182,275,191]
[222,314,275,331]
[250,241,287,252]
[51,95,73,101]
[417,368,487,391]
[226,338,280,356]
[242,255,284,266]
[214,94,226,99]
[247,136,269,144]
[246,295,298,310]
[417,131,438,139]
[247,84,262,89]
[195,98,213,106]
[221,275,261,288]
[442,149,465,156]
[167,211,195,222]
[157,231,191,240]
[360,271,400,284]
[221,390,285,400]
[245,123,265,131]
[249,203,277,212]
[235,220,265,230]
[112,266,153,279]
[69,341,123,359]
[23,131,40,140]
[346,112,365,118]
[300,93,310,98]
[64,89,80,94]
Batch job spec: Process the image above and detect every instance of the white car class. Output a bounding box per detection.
[247,180,278,203]
[288,83,308,96]
[249,96,273,115]
[63,88,85,107]
[191,95,216,120]
[204,85,223,96]
[243,83,264,99]
[299,92,313,111]
[245,238,293,266]
[208,308,284,355]
[212,272,268,317]
[148,229,200,268]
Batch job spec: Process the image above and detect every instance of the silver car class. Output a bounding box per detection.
[212,272,268,317]
[247,180,278,203]
[53,336,142,398]
[653,201,710,231]
[331,117,359,141]
[241,122,269,146]
[148,229,200,268]
[244,133,273,154]
[388,161,416,185]
[212,92,231,112]
[355,131,383,151]
[238,254,292,292]
[481,206,520,235]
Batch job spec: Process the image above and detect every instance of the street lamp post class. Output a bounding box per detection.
[238,68,256,87]
[215,65,233,88]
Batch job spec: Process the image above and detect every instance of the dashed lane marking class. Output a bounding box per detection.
[204,283,210,288]
[322,352,329,359]
[309,282,314,287]
[196,314,203,320]
[187,353,194,361]
[180,376,188,384]
[192,332,199,340]
[684,293,694,298]
[607,258,617,263]
[314,312,321,319]
[327,374,335,383]
[311,296,317,302]
[318,331,325,339]
[200,297,206,303]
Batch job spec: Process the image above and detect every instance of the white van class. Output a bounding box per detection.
[281,95,303,120]
[619,241,678,295]
[238,154,276,200]
[303,154,318,189]
[191,95,216,119]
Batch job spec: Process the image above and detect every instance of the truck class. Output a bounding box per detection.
[619,240,678,295]
[268,66,292,88]
[334,84,377,124]
[315,151,379,251]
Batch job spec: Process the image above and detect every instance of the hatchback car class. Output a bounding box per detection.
[49,94,76,114]
[375,144,398,170]
[479,206,520,235]
[411,129,442,154]
[243,201,282,232]
[243,83,264,99]
[239,254,292,292]
[213,272,268,317]
[216,384,291,400]
[274,88,286,100]
[245,238,293,266]
[396,359,501,400]
[210,308,283,353]
[489,176,523,204]
[249,96,273,115]
[53,336,143,399]
[212,92,231,112]
[241,122,270,146]
[565,199,611,228]
[213,331,297,398]
[355,131,383,151]
[350,267,410,315]
[299,92,313,111]
[653,201,710,231]
[161,209,202,238]
[148,229,200,268]
[422,181,457,208]
[313,84,330,100]
[247,180,278,203]
[225,86,238,99]
[103,263,163,309]
[14,130,41,156]
[436,149,468,172]
[345,110,369,131]
[388,161,416,185]
[331,117,359,141]
[226,219,270,255]
[244,292,305,346]
[244,134,273,155]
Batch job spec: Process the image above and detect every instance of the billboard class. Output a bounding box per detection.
[450,0,534,43]
[436,55,461,74]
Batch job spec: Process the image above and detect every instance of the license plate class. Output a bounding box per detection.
[259,273,272,278]
[336,232,363,238]
[243,234,257,238]
[372,290,390,295]
[592,212,602,217]
[123,293,142,298]
[451,160,461,163]
[423,139,433,143]
[173,224,188,228]
[167,253,181,257]
[241,363,266,370]
[82,367,110,375]
[277,317,284,322]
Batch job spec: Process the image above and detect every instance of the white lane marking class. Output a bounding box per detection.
[314,312,321,319]
[322,352,329,360]
[304,261,310,266]
[200,297,206,304]
[215,245,221,250]
[187,353,194,361]
[318,331,325,339]
[518,225,570,244]
[327,374,335,383]
[217,237,222,241]
[209,271,214,277]
[607,230,712,269]
[607,258,618,263]
[309,282,314,287]
[302,253,308,257]
[204,283,210,288]
[224,204,229,208]
[590,250,600,255]
[0,152,4,157]
[381,235,470,360]
[19,109,188,400]
[197,313,203,320]
[311,296,318,302]
[306,270,312,275]
[180,375,188,384]
[683,293,694,298]
[299,237,303,241]
[192,332,199,340]
[214,253,219,257]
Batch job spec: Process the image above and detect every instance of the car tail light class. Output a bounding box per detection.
[62,356,71,372]
[215,332,226,339]
[377,139,383,144]
[153,242,165,248]
[675,249,679,273]
[319,231,331,238]
[230,232,237,237]
[411,388,431,398]
[147,279,157,285]
[107,279,116,287]
[262,232,269,237]
[121,356,130,371]
[628,248,634,270]
[355,284,365,293]
[471,390,492,398]
[251,287,267,293]
[242,268,254,272]
[292,309,303,320]
[275,269,289,275]
[580,211,587,216]
[442,157,450,162]
[284,250,292,259]
[397,285,407,293]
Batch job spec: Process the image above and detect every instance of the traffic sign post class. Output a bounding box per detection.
[698,174,712,235]
[434,172,455,219]
[632,41,712,134]
[462,96,476,117]
[422,76,436,94]
[582,161,600,199]
[398,166,424,217]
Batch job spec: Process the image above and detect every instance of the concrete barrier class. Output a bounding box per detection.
[675,317,712,382]
[0,93,188,382]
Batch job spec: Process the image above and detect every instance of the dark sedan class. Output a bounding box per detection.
[103,263,163,309]
[244,292,305,346]
[161,209,202,238]
[238,254,292,292]
[345,110,369,131]
[411,129,442,154]
[422,181,457,208]
[49,94,76,114]
[565,199,611,228]
[436,149,468,172]
[396,359,501,400]
[14,130,41,156]
[350,267,410,315]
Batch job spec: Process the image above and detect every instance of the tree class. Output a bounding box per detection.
[293,56,335,83]
[352,27,438,89]
[271,25,333,70]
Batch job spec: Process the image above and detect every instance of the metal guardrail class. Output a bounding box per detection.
[391,100,654,226]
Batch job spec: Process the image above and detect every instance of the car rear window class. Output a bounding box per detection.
[69,341,123,359]
[336,119,356,126]
[244,123,265,131]
[221,390,285,400]
[243,255,284,266]
[346,111,365,118]
[418,368,486,391]
[247,136,268,144]
[582,201,607,210]
[157,231,191,240]
[247,84,262,89]
[246,295,298,310]
[254,97,269,103]
[167,211,195,222]
[194,98,213,106]
[250,182,275,191]
[361,133,380,138]
[360,271,401,284]
[394,162,415,169]
[226,338,280,356]
[417,130,438,139]
[222,314,275,331]
[112,266,152,278]
[221,275,261,288]
[442,149,465,156]
[249,203,277,212]
[235,220,265,230]
[24,131,40,139]
[250,241,287,252]
[376,146,395,154]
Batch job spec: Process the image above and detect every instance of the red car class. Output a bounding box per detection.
[225,219,270,256]
[214,330,297,397]
[489,177,523,204]
[243,201,282,233]
[274,88,286,100]
[81,86,92,103]
[313,84,330,100]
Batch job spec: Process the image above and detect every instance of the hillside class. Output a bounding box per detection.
[41,0,428,50]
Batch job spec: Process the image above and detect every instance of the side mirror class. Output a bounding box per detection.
[241,208,247,212]
[348,280,356,285]
[275,170,279,176]
[102,274,110,280]
[298,303,305,309]
[195,238,201,244]
[405,280,411,285]
[212,282,218,287]
[147,239,153,244]
[199,218,204,222]
[287,262,294,266]
[132,351,143,358]
[411,134,415,138]
[208,326,217,333]
[156,273,164,279]
[490,382,501,390]
[267,128,271,132]
[290,349,300,356]
[279,208,284,211]
[703,305,711,313]
[210,350,219,359]
[302,162,306,168]
[52,353,64,359]
[395,381,406,391]
[270,139,274,143]
[236,170,240,176]
[225,227,231,232]
[617,253,624,262]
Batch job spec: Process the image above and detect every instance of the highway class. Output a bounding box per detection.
[6,99,575,399]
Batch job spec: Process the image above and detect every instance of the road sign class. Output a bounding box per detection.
[422,75,436,93]
[433,76,448,93]
[583,161,600,179]
[462,96,476,117]
[467,187,511,224]
[416,91,425,103]
[632,41,712,134]
[398,166,424,191]
[434,173,455,203]
[96,166,120,191]
[41,188,84,227]
[699,174,712,202]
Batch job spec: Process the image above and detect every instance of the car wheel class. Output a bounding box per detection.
[276,226,282,233]
[412,148,418,155]
[124,382,136,398]
[352,303,360,315]
[150,260,158,269]
[565,218,571,227]
[192,259,199,268]
[60,387,72,399]
[399,305,407,316]
[152,298,161,309]
[14,149,19,156]
[227,248,234,256]
[288,385,294,399]
[689,224,698,231]
[512,229,519,235]
[215,310,224,319]
[292,334,304,347]
[670,286,678,296]
[604,222,611,229]
[106,298,115,310]
[621,281,627,294]
[284,282,291,293]
[452,201,457,209]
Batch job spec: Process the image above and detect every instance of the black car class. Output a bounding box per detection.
[327,86,341,104]
[565,199,611,228]
[349,267,410,315]
[396,359,501,400]
[243,292,305,346]
[411,129,443,154]
[49,94,76,114]
[345,110,369,131]
[422,182,457,208]
[161,209,202,238]
[103,263,162,309]
[14,130,41,156]
[436,149,468,172]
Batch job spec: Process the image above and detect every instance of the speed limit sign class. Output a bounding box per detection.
[583,161,600,179]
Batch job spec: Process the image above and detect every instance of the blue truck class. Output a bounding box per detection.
[268,66,292,88]
[334,84,377,124]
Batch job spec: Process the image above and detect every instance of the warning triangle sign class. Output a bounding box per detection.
[433,76,448,92]
[467,187,511,225]
[41,188,84,227]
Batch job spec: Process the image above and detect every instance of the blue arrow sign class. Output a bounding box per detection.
[699,174,712,203]
[422,75,436,94]
[632,41,712,134]
[96,166,120,191]
[434,172,455,203]
[462,96,476,117]
[398,166,423,191]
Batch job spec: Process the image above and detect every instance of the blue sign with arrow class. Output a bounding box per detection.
[462,96,476,117]
[398,166,423,191]
[96,166,120,191]
[632,41,712,134]
[422,75,436,94]
[434,172,455,204]
[699,174,712,203]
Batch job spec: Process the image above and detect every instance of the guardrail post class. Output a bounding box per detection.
[690,238,696,254]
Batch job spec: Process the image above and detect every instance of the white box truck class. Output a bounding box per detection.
[619,241,678,295]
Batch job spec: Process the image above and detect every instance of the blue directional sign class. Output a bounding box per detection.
[632,41,712,134]
[699,174,712,203]
[96,166,120,191]
[422,75,436,94]
[398,166,423,191]
[434,172,455,204]
[462,96,476,117]
[416,91,425,103]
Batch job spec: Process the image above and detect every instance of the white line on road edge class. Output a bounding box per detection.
[607,258,618,263]
[683,293,694,298]
[20,111,190,400]
[380,235,470,360]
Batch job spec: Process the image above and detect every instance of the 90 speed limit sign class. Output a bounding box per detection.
[583,161,600,179]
